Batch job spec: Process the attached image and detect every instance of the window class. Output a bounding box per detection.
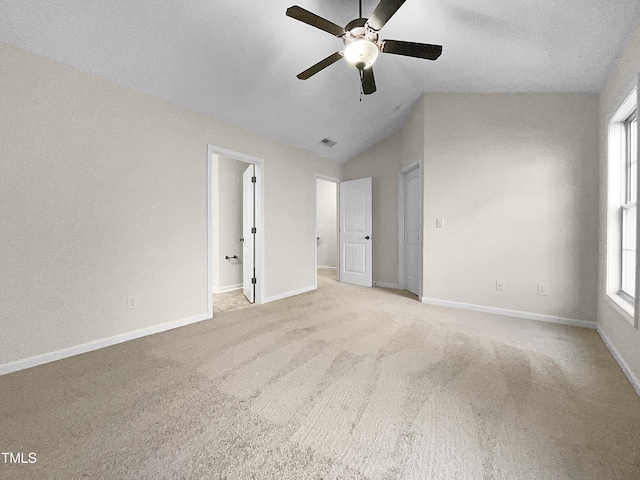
[607,88,637,323]
[621,111,637,301]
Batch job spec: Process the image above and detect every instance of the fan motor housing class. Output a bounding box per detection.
[344,17,379,46]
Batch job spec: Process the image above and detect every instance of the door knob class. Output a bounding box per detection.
[365,236,370,240]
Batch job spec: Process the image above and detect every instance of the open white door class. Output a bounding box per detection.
[404,167,420,295]
[339,177,372,287]
[242,164,256,303]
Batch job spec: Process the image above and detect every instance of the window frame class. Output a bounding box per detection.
[619,110,637,302]
[606,87,637,326]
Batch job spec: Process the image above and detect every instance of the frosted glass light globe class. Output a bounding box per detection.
[344,38,379,70]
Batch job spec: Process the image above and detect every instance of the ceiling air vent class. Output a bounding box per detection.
[320,137,337,147]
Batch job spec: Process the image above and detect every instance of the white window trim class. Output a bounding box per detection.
[606,87,637,327]
[620,111,637,300]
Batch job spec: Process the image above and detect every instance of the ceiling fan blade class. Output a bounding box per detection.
[367,0,407,31]
[286,6,345,37]
[297,52,343,80]
[381,40,442,60]
[361,67,377,95]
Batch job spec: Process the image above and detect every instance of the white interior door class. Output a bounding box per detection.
[339,177,372,287]
[404,167,420,295]
[242,164,255,303]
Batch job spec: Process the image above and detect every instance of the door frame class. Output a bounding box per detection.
[398,161,423,298]
[208,144,265,314]
[314,174,341,289]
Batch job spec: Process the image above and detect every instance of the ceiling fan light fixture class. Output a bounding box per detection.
[343,38,379,70]
[286,0,443,94]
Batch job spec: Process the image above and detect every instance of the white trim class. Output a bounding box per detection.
[209,145,265,305]
[605,294,635,325]
[262,285,316,304]
[317,174,341,183]
[317,265,337,270]
[398,161,422,297]
[636,73,640,330]
[208,145,265,167]
[206,146,214,318]
[398,170,405,291]
[213,284,242,294]
[420,297,595,329]
[597,325,640,397]
[374,282,399,289]
[0,313,210,376]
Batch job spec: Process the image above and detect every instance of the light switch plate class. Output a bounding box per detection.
[127,295,138,309]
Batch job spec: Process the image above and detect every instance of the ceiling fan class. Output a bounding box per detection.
[286,0,442,95]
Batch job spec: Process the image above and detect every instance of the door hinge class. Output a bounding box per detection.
[251,227,257,233]
[251,176,257,183]
[251,277,257,284]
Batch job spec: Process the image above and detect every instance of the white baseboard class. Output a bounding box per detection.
[263,285,316,304]
[317,265,337,271]
[420,297,596,329]
[374,282,399,289]
[596,326,640,397]
[0,312,210,377]
[213,284,242,294]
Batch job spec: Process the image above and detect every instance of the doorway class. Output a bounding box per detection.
[315,176,340,287]
[315,175,374,290]
[208,145,264,316]
[398,162,422,298]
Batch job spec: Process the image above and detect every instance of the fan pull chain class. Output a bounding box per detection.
[359,69,364,101]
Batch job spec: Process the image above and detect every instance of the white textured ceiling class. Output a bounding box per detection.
[1,0,639,162]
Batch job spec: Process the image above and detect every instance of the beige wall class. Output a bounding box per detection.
[598,21,640,384]
[422,93,600,322]
[343,98,425,287]
[344,132,401,286]
[399,97,426,170]
[0,42,341,367]
[316,179,338,269]
[345,93,599,321]
[212,156,247,291]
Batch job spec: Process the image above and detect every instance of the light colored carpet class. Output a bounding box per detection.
[317,268,337,281]
[1,272,640,479]
[213,289,254,315]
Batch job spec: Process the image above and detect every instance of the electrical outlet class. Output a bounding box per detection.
[496,280,505,291]
[127,295,138,310]
[538,283,549,296]
[436,218,444,228]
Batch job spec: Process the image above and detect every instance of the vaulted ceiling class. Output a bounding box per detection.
[1,0,639,162]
